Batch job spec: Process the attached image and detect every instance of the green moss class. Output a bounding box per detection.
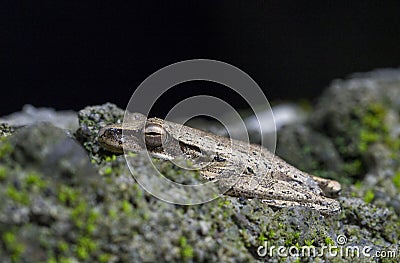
[393,172,400,189]
[222,211,230,219]
[58,185,79,205]
[2,231,25,262]
[71,201,88,229]
[99,253,113,263]
[268,229,276,239]
[258,232,267,244]
[88,209,99,220]
[343,160,363,177]
[121,200,133,214]
[132,183,143,199]
[59,257,75,263]
[66,198,99,260]
[25,172,46,189]
[57,241,69,253]
[78,236,97,253]
[108,208,118,220]
[104,154,117,162]
[0,165,7,180]
[387,137,400,152]
[358,103,389,153]
[87,210,99,234]
[358,130,380,152]
[354,181,362,189]
[333,136,348,156]
[7,185,30,205]
[329,103,397,183]
[179,236,194,260]
[285,232,300,247]
[362,115,382,130]
[58,183,100,263]
[364,189,375,203]
[2,231,16,246]
[103,166,113,176]
[218,199,231,208]
[76,245,89,260]
[324,237,335,246]
[72,221,99,260]
[127,152,137,158]
[304,239,315,246]
[86,224,96,235]
[105,177,113,184]
[0,137,13,158]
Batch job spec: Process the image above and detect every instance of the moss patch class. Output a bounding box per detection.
[363,189,375,203]
[393,172,400,189]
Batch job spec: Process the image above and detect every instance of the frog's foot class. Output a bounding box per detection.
[261,198,341,215]
[310,175,341,197]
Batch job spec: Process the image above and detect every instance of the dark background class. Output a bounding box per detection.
[2,1,400,116]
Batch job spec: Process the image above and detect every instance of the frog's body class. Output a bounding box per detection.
[98,112,341,215]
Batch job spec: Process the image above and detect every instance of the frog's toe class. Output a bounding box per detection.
[311,175,342,197]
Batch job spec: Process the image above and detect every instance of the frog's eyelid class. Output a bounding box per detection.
[144,124,167,147]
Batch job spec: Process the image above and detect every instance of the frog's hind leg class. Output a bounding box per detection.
[223,177,341,215]
[261,198,341,215]
[257,181,341,215]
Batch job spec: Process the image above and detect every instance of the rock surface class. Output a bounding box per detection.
[0,105,78,131]
[1,69,400,262]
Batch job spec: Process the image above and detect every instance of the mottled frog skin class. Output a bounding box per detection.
[98,112,341,215]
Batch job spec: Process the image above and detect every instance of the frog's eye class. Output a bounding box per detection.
[144,123,167,147]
